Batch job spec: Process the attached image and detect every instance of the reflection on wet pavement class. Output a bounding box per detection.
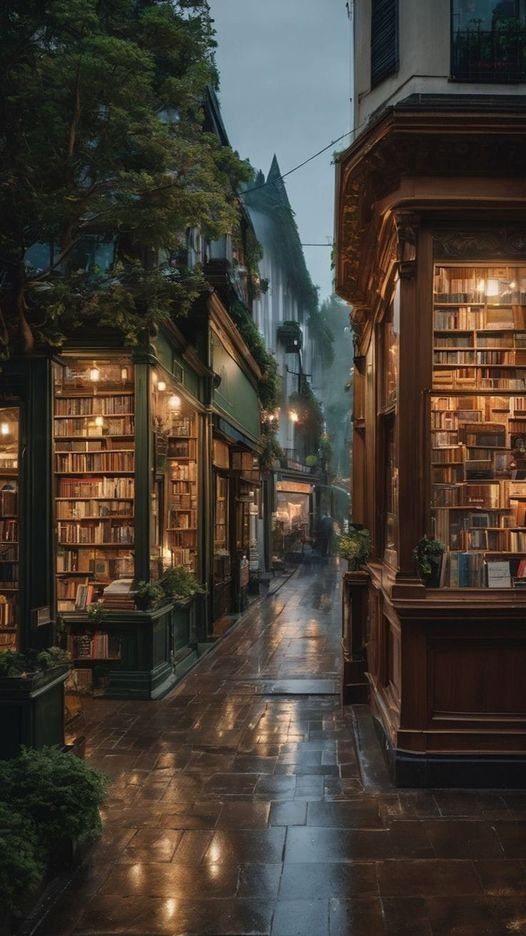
[34,561,526,935]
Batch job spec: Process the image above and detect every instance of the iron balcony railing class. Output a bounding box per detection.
[451,25,526,82]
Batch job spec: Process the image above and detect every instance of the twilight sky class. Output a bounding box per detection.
[210,0,352,303]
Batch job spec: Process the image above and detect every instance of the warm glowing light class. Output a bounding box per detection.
[95,415,104,428]
[477,279,486,293]
[0,422,9,437]
[510,281,517,290]
[157,380,167,392]
[152,371,158,384]
[89,364,100,382]
[289,409,299,423]
[168,393,181,410]
[486,279,499,297]
[120,367,128,381]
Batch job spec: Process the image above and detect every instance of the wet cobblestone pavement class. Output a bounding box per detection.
[36,561,526,935]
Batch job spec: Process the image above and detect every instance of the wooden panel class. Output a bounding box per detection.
[429,640,526,717]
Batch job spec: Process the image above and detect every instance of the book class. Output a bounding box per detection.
[487,560,511,589]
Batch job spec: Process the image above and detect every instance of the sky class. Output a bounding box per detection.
[210,0,352,304]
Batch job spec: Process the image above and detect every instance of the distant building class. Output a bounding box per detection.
[244,158,325,562]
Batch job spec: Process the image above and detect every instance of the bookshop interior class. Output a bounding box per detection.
[431,264,526,589]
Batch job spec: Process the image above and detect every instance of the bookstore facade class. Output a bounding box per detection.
[0,310,263,703]
[336,98,526,786]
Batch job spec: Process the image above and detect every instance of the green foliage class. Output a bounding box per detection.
[229,300,280,410]
[0,803,45,915]
[308,306,334,367]
[305,454,319,467]
[86,601,108,627]
[412,536,444,578]
[0,747,108,855]
[289,384,324,454]
[160,565,204,601]
[0,0,252,356]
[336,526,371,570]
[134,580,165,609]
[259,423,282,471]
[0,646,70,678]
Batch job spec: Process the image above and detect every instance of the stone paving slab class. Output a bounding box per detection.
[31,561,526,936]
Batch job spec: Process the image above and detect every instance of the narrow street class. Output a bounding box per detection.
[35,562,526,936]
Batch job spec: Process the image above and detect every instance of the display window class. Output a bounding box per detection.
[53,356,135,613]
[0,407,20,650]
[151,371,198,575]
[431,263,526,587]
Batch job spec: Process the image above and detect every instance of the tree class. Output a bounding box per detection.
[0,0,252,355]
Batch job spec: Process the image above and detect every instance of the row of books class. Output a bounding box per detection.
[0,597,15,628]
[171,494,197,510]
[56,499,133,519]
[433,479,526,508]
[443,552,526,588]
[58,522,134,545]
[170,463,197,482]
[56,552,134,576]
[168,439,197,459]
[56,452,135,473]
[55,395,133,416]
[0,632,15,648]
[54,415,135,437]
[0,458,18,470]
[167,509,197,530]
[167,529,196,548]
[57,477,135,498]
[433,372,526,391]
[0,488,17,514]
[168,547,195,568]
[435,306,526,329]
[168,418,195,437]
[433,395,526,413]
[0,520,17,542]
[435,351,526,366]
[67,632,121,660]
[55,439,134,453]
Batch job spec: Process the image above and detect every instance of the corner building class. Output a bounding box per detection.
[336,0,526,786]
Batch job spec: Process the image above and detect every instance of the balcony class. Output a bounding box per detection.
[277,321,303,353]
[451,25,526,83]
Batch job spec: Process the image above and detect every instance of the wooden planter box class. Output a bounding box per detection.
[0,664,70,760]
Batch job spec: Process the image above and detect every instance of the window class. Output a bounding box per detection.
[371,0,399,88]
[451,0,526,82]
[431,263,526,587]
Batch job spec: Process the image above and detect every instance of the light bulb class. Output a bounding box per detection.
[0,422,9,437]
[157,380,166,392]
[168,393,181,410]
[289,409,299,423]
[89,364,100,382]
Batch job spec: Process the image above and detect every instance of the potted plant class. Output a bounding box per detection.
[0,647,71,759]
[413,536,444,587]
[134,580,164,611]
[0,802,45,928]
[336,525,371,571]
[159,566,204,602]
[160,567,205,655]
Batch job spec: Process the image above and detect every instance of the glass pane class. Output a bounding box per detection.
[431,264,526,587]
[151,371,198,575]
[0,407,20,650]
[53,356,135,622]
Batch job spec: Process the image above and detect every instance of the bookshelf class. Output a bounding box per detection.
[165,410,198,573]
[432,264,526,587]
[53,358,135,634]
[0,408,20,650]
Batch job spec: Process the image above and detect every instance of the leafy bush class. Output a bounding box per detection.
[336,526,371,570]
[0,803,45,915]
[134,580,164,610]
[0,646,70,678]
[412,536,444,578]
[0,747,108,854]
[160,566,204,602]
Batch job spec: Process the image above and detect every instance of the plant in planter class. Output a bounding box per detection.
[413,536,444,586]
[86,601,108,628]
[0,646,70,679]
[0,746,108,864]
[0,803,45,917]
[134,580,164,611]
[159,566,204,603]
[336,525,371,571]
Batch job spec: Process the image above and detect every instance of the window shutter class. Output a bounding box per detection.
[371,0,399,88]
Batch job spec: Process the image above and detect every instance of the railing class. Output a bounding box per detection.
[280,449,314,474]
[451,25,526,82]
